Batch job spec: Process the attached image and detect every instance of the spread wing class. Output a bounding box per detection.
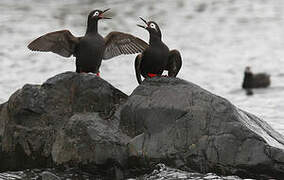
[135,54,143,84]
[103,31,148,60]
[166,49,182,77]
[27,30,80,57]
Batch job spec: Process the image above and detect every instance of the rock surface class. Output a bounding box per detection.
[0,72,128,172]
[120,77,284,179]
[52,113,129,164]
[1,72,284,179]
[52,113,129,179]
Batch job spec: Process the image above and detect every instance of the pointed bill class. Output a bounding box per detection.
[100,8,111,19]
[137,17,148,29]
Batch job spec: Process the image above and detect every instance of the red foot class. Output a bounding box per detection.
[79,71,100,77]
[148,73,158,78]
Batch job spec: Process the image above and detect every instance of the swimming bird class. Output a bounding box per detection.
[242,66,270,95]
[134,17,182,84]
[28,9,148,76]
[242,66,270,89]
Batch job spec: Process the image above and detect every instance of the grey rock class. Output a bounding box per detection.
[52,112,130,166]
[120,77,284,179]
[0,72,127,171]
[51,113,129,179]
[1,72,284,179]
[0,103,8,138]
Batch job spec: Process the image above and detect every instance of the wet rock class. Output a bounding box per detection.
[120,77,284,179]
[0,72,127,171]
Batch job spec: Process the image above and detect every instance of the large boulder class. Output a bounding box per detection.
[1,71,284,179]
[120,77,284,179]
[0,72,128,171]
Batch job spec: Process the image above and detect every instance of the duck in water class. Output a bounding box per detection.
[242,66,271,95]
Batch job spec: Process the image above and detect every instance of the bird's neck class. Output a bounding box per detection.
[149,34,162,45]
[244,72,253,83]
[245,72,253,77]
[86,19,99,34]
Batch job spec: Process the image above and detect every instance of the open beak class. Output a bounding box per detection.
[99,8,111,19]
[137,17,148,29]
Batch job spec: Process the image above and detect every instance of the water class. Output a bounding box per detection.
[0,164,245,180]
[0,0,284,179]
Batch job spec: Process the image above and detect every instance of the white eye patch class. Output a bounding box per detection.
[93,11,100,16]
[149,23,156,30]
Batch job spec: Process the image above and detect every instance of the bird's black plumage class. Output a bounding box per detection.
[135,18,182,84]
[242,66,270,89]
[28,9,148,75]
[242,66,271,95]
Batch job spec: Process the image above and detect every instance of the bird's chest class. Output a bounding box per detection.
[77,35,105,58]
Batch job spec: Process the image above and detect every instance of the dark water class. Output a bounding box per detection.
[1,0,284,179]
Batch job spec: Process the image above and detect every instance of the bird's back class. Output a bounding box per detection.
[141,42,169,75]
[253,73,270,88]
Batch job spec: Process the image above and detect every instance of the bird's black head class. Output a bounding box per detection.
[137,17,162,39]
[88,8,111,21]
[245,66,252,74]
[86,9,111,34]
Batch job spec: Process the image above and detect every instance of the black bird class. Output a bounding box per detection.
[242,66,270,95]
[28,9,148,76]
[242,66,270,88]
[134,17,182,84]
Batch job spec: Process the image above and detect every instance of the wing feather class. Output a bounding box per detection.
[125,45,132,54]
[166,49,182,77]
[103,31,148,60]
[135,54,143,84]
[27,30,79,57]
